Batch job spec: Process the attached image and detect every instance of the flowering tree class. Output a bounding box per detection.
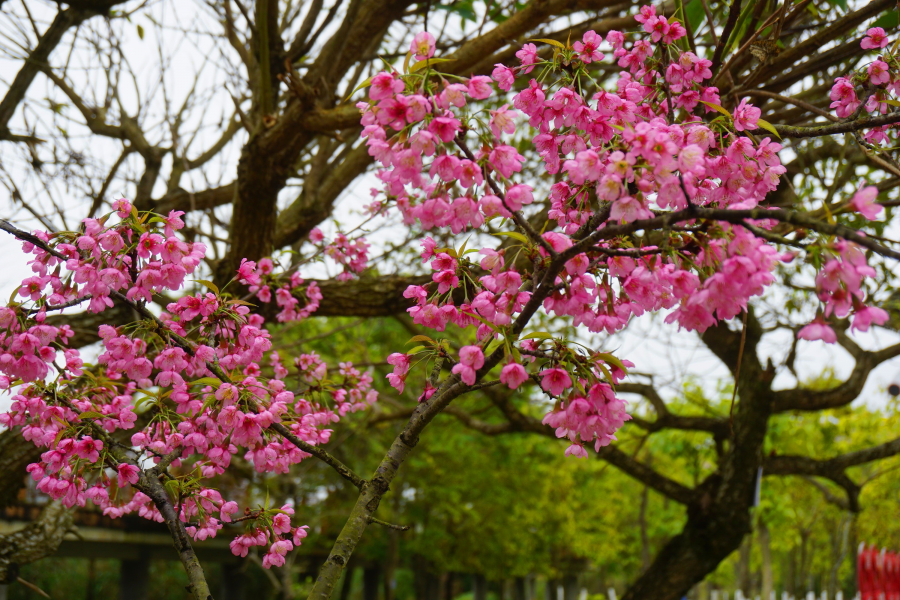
[3,0,900,599]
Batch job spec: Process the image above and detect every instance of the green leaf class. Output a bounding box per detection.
[684,0,705,32]
[189,377,223,389]
[494,231,529,243]
[520,331,554,341]
[461,311,499,332]
[407,335,435,345]
[873,9,900,29]
[403,51,413,75]
[137,24,144,40]
[408,58,456,73]
[434,0,477,22]
[699,101,732,119]
[192,279,219,295]
[342,76,374,102]
[595,352,627,373]
[77,411,106,420]
[727,1,756,52]
[755,118,782,140]
[458,236,471,258]
[407,345,427,355]
[529,38,566,49]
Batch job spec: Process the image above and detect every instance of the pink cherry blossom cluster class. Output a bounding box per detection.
[360,6,889,456]
[229,504,309,568]
[830,28,900,144]
[236,257,323,322]
[2,204,380,568]
[0,307,78,385]
[19,202,205,313]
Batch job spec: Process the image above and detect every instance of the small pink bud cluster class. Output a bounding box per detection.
[237,258,323,322]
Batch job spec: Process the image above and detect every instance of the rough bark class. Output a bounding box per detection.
[0,501,73,584]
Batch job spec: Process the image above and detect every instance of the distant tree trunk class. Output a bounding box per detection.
[119,557,150,600]
[363,565,380,600]
[340,566,355,600]
[786,547,796,596]
[829,516,851,600]
[563,575,578,600]
[87,558,97,600]
[737,536,752,594]
[442,572,454,600]
[384,532,399,600]
[849,517,859,597]
[640,485,652,572]
[546,579,558,600]
[221,562,247,600]
[515,577,527,600]
[798,531,812,595]
[473,574,487,600]
[759,522,773,600]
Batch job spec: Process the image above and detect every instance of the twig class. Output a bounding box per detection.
[366,516,410,531]
[453,135,556,257]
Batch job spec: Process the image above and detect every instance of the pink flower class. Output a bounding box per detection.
[112,198,132,218]
[220,501,239,522]
[732,98,760,132]
[492,64,515,91]
[451,345,484,385]
[489,105,517,139]
[861,27,890,50]
[515,43,538,73]
[410,32,436,61]
[387,353,410,376]
[262,540,293,569]
[292,525,309,545]
[541,368,572,396]
[606,30,624,48]
[500,361,528,389]
[565,444,588,459]
[117,463,140,487]
[868,60,890,86]
[467,76,493,100]
[850,186,883,220]
[164,210,185,237]
[505,184,533,212]
[488,145,524,178]
[370,72,404,101]
[852,305,889,332]
[850,306,890,331]
[797,320,837,344]
[573,31,604,63]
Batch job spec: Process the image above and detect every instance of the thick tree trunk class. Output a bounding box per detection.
[620,318,774,600]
